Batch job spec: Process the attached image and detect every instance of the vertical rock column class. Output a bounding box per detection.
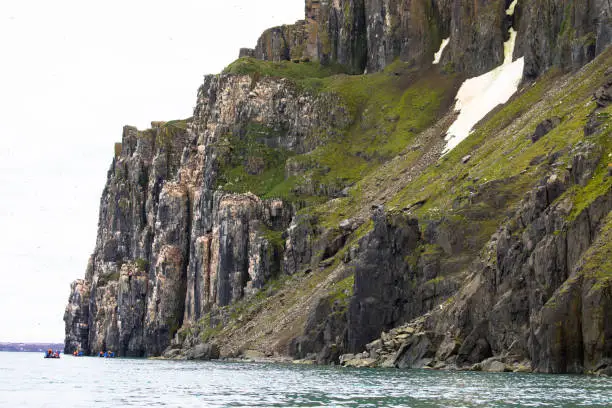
[144,182,190,355]
[63,279,91,354]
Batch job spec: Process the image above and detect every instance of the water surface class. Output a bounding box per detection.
[0,352,610,407]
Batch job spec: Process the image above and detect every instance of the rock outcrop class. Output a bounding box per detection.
[248,0,611,77]
[517,0,612,79]
[339,142,611,373]
[335,67,612,374]
[65,0,611,375]
[64,73,350,357]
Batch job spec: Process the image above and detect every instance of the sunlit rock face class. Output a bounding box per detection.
[63,72,350,357]
[63,279,91,354]
[252,0,369,74]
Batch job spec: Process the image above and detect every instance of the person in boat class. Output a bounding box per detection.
[99,351,104,357]
[45,349,53,358]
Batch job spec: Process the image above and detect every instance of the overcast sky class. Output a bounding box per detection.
[0,0,304,343]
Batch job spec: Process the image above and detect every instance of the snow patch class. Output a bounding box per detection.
[433,38,450,65]
[506,0,518,16]
[442,1,524,155]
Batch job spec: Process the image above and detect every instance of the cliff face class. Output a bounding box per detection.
[64,74,349,357]
[247,0,611,77]
[344,138,611,373]
[65,0,611,374]
[517,0,612,78]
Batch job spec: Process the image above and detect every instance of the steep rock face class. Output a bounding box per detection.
[63,279,91,353]
[143,183,191,356]
[184,192,292,316]
[517,0,612,78]
[64,72,347,356]
[347,210,423,351]
[529,206,612,374]
[116,263,148,356]
[362,0,512,75]
[249,0,611,78]
[440,0,508,76]
[65,0,611,373]
[346,209,475,352]
[444,148,611,372]
[341,139,612,373]
[77,122,191,356]
[253,0,368,74]
[365,0,450,73]
[247,0,480,74]
[182,74,348,321]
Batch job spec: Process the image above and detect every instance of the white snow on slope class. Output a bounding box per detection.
[443,0,524,154]
[433,38,450,64]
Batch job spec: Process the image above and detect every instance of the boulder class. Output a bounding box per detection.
[481,357,508,372]
[343,358,378,368]
[242,349,267,360]
[394,333,439,369]
[531,117,561,143]
[436,337,460,361]
[187,343,220,360]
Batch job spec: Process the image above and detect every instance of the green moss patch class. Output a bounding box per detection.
[328,275,355,306]
[97,272,120,287]
[566,108,612,221]
[216,123,295,198]
[223,57,347,83]
[390,49,612,236]
[219,59,457,211]
[580,213,612,289]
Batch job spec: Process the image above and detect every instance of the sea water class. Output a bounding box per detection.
[0,352,610,407]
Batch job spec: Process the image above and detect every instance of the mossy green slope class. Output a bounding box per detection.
[192,48,611,357]
[579,212,612,289]
[217,57,459,204]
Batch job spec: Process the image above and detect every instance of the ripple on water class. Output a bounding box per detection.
[0,353,611,407]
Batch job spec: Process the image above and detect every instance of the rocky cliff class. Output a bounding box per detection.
[65,0,611,374]
[247,0,610,77]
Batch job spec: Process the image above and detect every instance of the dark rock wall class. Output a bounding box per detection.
[442,0,507,76]
[517,0,612,79]
[250,0,611,77]
[253,0,368,74]
[347,210,423,351]
[340,141,612,373]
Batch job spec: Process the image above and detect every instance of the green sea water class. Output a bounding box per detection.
[0,352,610,407]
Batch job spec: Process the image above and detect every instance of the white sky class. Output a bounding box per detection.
[0,0,304,343]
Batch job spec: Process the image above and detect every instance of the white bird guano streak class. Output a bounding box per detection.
[442,0,524,155]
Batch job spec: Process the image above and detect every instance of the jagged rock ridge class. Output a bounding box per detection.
[65,0,611,374]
